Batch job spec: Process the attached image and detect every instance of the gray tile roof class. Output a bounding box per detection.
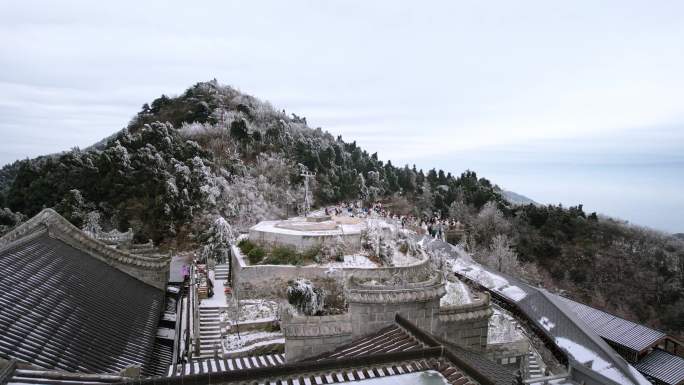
[0,231,165,374]
[437,238,652,385]
[634,349,684,385]
[556,296,666,353]
[311,317,514,385]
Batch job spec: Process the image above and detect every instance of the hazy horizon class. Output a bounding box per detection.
[1,1,682,233]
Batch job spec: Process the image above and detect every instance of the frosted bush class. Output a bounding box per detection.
[287,278,325,316]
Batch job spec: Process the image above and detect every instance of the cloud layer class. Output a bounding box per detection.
[1,0,682,231]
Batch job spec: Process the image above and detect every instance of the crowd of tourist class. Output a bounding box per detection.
[323,201,464,241]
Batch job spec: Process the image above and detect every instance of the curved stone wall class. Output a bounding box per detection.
[249,219,363,252]
[436,292,493,351]
[230,244,431,299]
[347,275,446,338]
[280,305,352,362]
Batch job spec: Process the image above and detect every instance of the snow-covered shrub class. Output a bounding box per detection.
[287,278,325,316]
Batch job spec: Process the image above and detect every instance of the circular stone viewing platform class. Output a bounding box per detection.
[249,215,368,251]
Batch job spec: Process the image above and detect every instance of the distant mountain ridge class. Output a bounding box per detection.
[500,189,537,206]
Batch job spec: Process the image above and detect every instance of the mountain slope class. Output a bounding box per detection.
[0,80,681,337]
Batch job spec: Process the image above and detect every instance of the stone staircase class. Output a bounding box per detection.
[197,264,231,358]
[215,264,229,281]
[199,306,225,358]
[526,350,544,380]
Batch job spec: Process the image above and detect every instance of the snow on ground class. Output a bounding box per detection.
[231,299,278,322]
[450,257,527,302]
[391,250,421,266]
[251,218,365,236]
[324,254,378,268]
[488,308,524,344]
[200,270,228,308]
[440,280,473,306]
[555,337,651,385]
[223,331,283,352]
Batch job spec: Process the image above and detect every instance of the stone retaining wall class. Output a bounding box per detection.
[436,292,493,351]
[249,226,362,252]
[346,275,446,338]
[280,306,352,362]
[230,244,431,299]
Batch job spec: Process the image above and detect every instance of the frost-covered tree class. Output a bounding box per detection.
[416,181,435,217]
[483,234,519,274]
[0,208,25,236]
[82,211,102,237]
[448,188,476,224]
[355,173,368,202]
[287,278,325,316]
[472,201,509,245]
[54,189,94,228]
[201,216,235,263]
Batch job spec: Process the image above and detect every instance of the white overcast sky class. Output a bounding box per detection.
[1,1,683,231]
